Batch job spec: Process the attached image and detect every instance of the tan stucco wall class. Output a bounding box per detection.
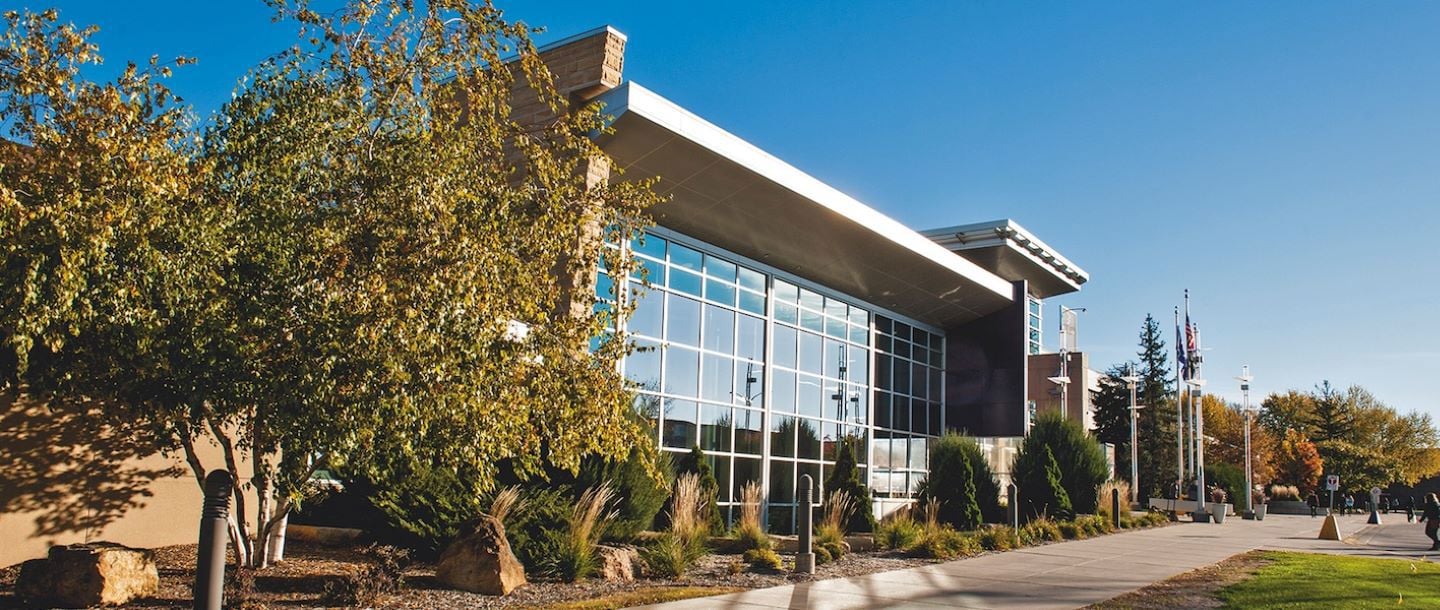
[1,392,255,568]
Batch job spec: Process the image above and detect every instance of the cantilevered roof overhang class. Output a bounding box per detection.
[592,82,1014,329]
[921,220,1089,299]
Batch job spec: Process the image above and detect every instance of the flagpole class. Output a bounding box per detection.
[1194,323,1206,514]
[1174,306,1185,497]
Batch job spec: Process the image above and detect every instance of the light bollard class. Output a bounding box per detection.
[1112,488,1122,530]
[1007,483,1019,529]
[795,474,815,574]
[194,470,233,610]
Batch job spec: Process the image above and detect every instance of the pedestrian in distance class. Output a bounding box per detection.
[1345,493,1355,515]
[1422,494,1440,551]
[1409,496,1417,523]
[1307,492,1319,518]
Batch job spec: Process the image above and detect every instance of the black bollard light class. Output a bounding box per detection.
[795,474,815,574]
[194,470,233,610]
[1112,488,1122,530]
[1007,482,1019,529]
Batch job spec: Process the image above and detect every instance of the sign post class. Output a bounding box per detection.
[1368,487,1383,525]
[1326,475,1339,514]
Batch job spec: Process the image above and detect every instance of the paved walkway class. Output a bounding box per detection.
[639,512,1417,610]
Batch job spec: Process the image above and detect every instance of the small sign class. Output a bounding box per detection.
[1326,475,1340,491]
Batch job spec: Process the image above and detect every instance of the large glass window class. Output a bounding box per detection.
[619,230,949,523]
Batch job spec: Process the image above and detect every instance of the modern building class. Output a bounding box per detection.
[0,24,1094,566]
[566,28,1089,529]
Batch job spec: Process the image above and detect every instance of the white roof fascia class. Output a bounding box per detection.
[598,82,1014,301]
[923,219,1089,286]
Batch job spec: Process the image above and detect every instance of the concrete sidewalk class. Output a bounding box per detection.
[637,513,1384,610]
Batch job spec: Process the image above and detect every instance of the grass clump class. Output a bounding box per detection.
[641,473,710,578]
[816,490,856,554]
[731,481,771,552]
[1018,517,1062,545]
[913,527,981,560]
[1268,484,1301,502]
[742,547,782,571]
[875,506,923,551]
[1057,521,1085,540]
[537,484,618,582]
[1096,479,1131,519]
[977,525,1018,551]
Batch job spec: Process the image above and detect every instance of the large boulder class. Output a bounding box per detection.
[595,545,640,582]
[16,542,159,607]
[435,515,526,596]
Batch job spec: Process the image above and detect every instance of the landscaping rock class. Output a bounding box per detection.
[16,542,159,607]
[435,515,527,596]
[595,545,640,582]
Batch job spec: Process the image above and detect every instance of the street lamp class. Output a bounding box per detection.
[1236,365,1254,515]
[1186,377,1207,515]
[1119,365,1144,504]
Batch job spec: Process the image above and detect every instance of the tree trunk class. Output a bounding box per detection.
[209,419,255,566]
[265,512,289,563]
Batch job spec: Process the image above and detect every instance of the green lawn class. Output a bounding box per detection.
[1219,551,1440,608]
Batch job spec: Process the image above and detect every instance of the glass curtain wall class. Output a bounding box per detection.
[598,230,943,533]
[869,317,945,499]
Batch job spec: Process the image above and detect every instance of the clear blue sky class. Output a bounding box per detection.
[43,1,1440,418]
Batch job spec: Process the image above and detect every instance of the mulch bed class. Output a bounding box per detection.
[0,542,933,609]
[0,518,1176,609]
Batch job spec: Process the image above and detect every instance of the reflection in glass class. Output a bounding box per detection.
[666,294,701,346]
[799,332,822,375]
[708,455,731,504]
[771,369,796,413]
[772,325,797,369]
[664,346,699,397]
[635,233,666,260]
[738,266,765,292]
[700,404,732,452]
[775,302,799,326]
[801,308,823,333]
[734,361,763,407]
[909,437,928,470]
[774,280,799,303]
[625,339,662,392]
[824,340,844,379]
[797,374,823,419]
[705,279,736,307]
[738,290,766,315]
[629,287,663,339]
[799,288,823,312]
[704,255,737,281]
[662,399,697,449]
[797,418,822,459]
[734,408,763,454]
[769,459,795,503]
[737,315,764,362]
[702,305,735,353]
[701,354,733,402]
[670,268,702,297]
[670,242,703,271]
[874,392,891,428]
[771,415,796,458]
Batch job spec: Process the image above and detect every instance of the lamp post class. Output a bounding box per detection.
[1187,377,1207,516]
[1120,365,1144,504]
[1236,366,1254,514]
